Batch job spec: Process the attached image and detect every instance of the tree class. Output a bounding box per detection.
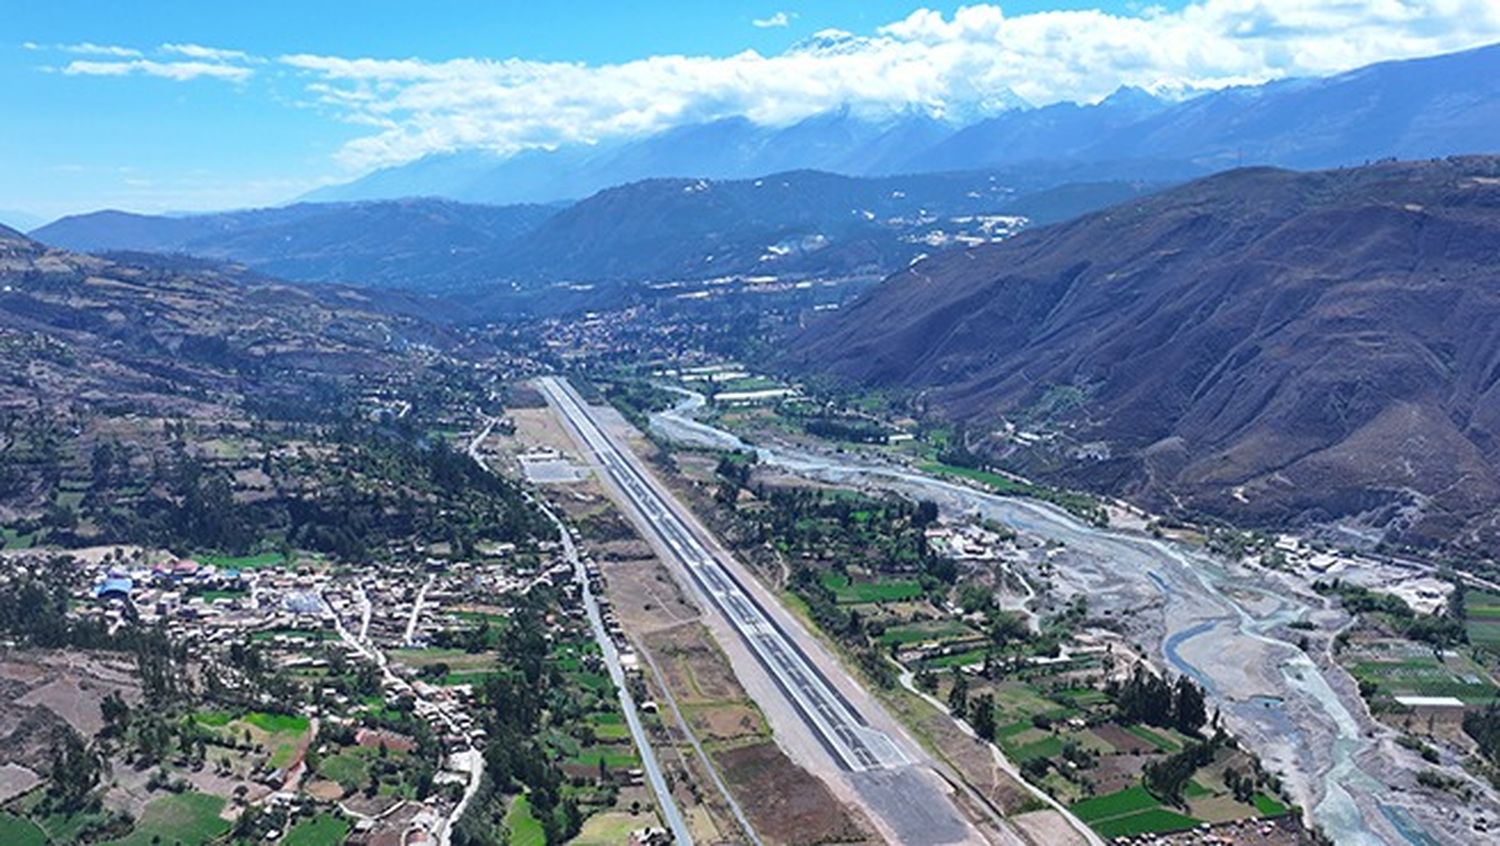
[1109,663,1208,734]
[1463,702,1500,764]
[92,441,118,487]
[845,609,864,641]
[1447,579,1467,621]
[958,584,994,615]
[414,763,435,800]
[1173,675,1207,734]
[988,611,1030,648]
[44,503,78,531]
[970,693,996,741]
[1020,756,1049,782]
[100,691,131,738]
[947,668,969,721]
[554,797,583,844]
[48,726,102,811]
[915,500,939,527]
[1142,741,1215,806]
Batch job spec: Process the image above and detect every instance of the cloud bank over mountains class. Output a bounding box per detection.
[25,1,1500,172]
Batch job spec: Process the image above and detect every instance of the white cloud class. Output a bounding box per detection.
[34,41,143,57]
[69,42,143,57]
[160,43,253,62]
[25,40,258,82]
[753,11,793,28]
[280,0,1500,171]
[63,59,254,82]
[35,1,1500,173]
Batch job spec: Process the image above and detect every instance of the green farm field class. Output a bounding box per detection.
[819,570,924,604]
[101,792,229,846]
[283,813,351,846]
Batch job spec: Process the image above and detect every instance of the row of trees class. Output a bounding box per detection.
[1108,663,1208,735]
[1314,579,1467,648]
[945,669,1000,740]
[800,415,892,444]
[710,457,941,577]
[1143,738,1219,805]
[48,726,105,812]
[601,380,679,430]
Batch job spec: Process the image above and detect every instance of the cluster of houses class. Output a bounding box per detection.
[1263,535,1452,615]
[583,557,645,681]
[87,555,256,630]
[924,522,1014,563]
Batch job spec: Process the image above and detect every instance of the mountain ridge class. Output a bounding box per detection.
[31,198,558,291]
[306,42,1500,206]
[302,110,977,206]
[782,156,1500,550]
[30,169,1177,303]
[0,229,466,418]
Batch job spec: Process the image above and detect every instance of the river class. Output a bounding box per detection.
[648,392,1455,846]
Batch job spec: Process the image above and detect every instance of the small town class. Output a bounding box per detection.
[0,497,670,846]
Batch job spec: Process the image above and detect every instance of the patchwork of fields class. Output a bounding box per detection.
[1068,778,1289,838]
[1343,639,1498,705]
[925,656,1292,837]
[1466,591,1500,649]
[100,792,230,846]
[195,709,312,771]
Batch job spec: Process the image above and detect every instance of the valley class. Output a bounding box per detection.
[27,170,1153,317]
[642,383,1499,845]
[784,158,1500,555]
[7,12,1500,845]
[8,156,1500,844]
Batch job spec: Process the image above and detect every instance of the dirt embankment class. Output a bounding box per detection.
[715,741,876,846]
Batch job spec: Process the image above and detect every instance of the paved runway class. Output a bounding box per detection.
[539,376,988,845]
[541,376,906,772]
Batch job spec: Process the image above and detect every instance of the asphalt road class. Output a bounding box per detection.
[470,416,694,844]
[538,377,990,845]
[539,497,695,846]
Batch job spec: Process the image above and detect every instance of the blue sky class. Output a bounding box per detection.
[7,2,1168,64]
[3,1,1495,220]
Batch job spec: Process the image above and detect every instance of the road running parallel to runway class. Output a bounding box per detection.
[539,376,1041,846]
[539,375,908,773]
